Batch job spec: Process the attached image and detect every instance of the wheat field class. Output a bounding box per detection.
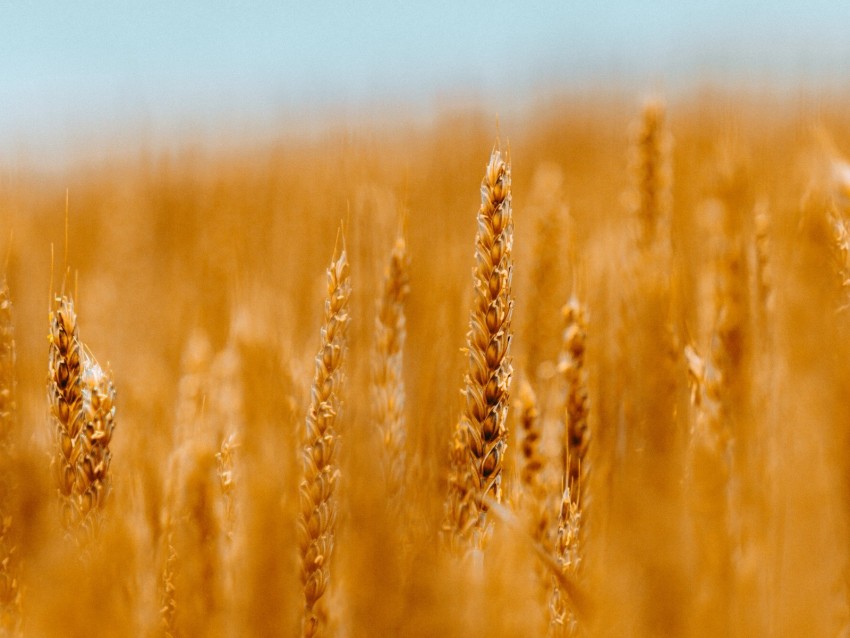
[2,91,850,636]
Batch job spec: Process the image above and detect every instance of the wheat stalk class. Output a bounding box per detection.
[0,279,20,636]
[445,147,514,547]
[159,330,213,638]
[298,235,351,638]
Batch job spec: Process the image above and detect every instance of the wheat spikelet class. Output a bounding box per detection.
[445,147,514,547]
[0,279,20,636]
[298,236,351,638]
[630,99,672,249]
[372,226,410,507]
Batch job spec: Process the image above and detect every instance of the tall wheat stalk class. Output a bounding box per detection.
[298,235,351,637]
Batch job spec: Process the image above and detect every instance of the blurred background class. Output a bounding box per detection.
[3,1,850,166]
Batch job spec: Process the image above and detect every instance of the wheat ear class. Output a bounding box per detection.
[445,148,514,547]
[631,99,672,249]
[560,296,589,503]
[373,225,410,507]
[48,296,86,527]
[48,295,116,535]
[298,235,351,638]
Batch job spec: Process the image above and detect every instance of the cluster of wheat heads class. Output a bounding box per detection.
[7,95,850,635]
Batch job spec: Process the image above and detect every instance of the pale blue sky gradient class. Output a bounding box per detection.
[2,2,849,162]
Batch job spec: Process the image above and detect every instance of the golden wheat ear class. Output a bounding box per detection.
[298,230,351,638]
[48,295,117,538]
[47,296,85,528]
[445,146,514,549]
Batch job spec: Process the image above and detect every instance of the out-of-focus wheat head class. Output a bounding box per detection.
[445,147,514,548]
[560,296,589,504]
[298,235,351,638]
[629,99,672,250]
[372,225,410,509]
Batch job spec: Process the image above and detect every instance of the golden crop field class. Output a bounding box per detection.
[2,91,850,636]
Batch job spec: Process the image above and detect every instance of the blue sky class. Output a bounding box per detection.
[2,2,849,161]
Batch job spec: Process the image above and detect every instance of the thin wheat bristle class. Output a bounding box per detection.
[445,147,514,547]
[373,226,410,507]
[298,235,352,638]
